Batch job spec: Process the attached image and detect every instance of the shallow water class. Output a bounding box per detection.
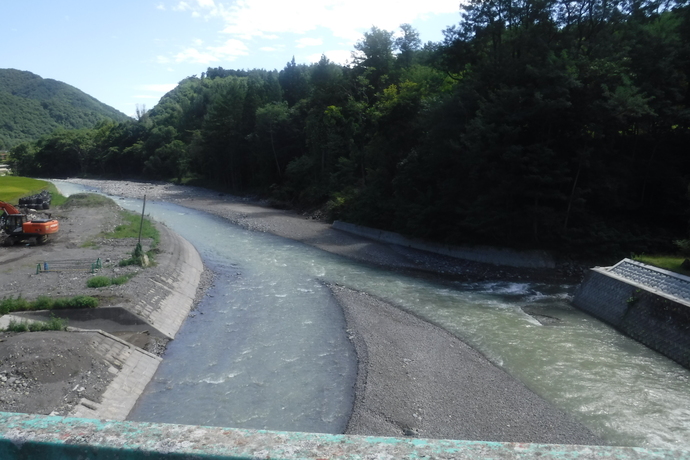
[56,181,690,449]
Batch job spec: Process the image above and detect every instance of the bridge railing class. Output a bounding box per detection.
[0,412,686,459]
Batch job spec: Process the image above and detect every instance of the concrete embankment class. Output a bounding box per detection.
[71,226,203,420]
[125,224,203,339]
[67,330,162,420]
[573,259,690,369]
[331,221,555,269]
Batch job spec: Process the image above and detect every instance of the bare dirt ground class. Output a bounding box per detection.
[0,196,181,415]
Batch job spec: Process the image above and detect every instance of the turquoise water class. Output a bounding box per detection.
[55,181,690,449]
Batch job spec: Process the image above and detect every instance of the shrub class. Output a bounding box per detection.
[87,276,112,288]
[6,320,29,332]
[70,296,98,308]
[112,273,136,285]
[674,239,690,256]
[0,295,97,314]
[32,296,53,310]
[5,315,67,332]
[0,297,30,315]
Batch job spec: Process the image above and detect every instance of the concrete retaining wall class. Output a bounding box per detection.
[331,221,555,268]
[126,224,203,339]
[67,330,162,421]
[573,262,690,369]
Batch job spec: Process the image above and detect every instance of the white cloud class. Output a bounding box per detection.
[209,38,249,57]
[217,0,458,42]
[174,47,220,64]
[156,3,166,10]
[173,1,191,11]
[171,38,248,64]
[172,0,457,45]
[161,0,458,68]
[296,37,323,48]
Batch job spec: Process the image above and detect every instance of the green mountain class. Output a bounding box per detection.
[0,69,130,150]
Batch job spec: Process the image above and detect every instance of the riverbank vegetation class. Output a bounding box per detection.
[0,295,98,315]
[7,0,690,258]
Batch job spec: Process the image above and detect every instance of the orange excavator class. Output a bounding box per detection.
[0,200,59,245]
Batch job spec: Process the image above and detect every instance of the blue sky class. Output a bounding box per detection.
[2,1,462,118]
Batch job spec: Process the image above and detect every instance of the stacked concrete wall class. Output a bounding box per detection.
[573,262,690,369]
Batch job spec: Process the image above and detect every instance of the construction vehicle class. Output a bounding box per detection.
[0,200,59,245]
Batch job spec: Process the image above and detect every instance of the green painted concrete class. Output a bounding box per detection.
[1,412,688,459]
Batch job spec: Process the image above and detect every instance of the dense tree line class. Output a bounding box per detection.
[10,0,690,257]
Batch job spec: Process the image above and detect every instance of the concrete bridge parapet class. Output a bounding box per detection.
[0,412,687,459]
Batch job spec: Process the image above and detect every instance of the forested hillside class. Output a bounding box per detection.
[10,0,690,257]
[0,69,130,149]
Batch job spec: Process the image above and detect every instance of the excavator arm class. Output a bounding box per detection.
[0,200,21,215]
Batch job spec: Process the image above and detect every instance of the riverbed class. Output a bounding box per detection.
[56,179,690,450]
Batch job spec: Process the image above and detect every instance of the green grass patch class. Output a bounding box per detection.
[106,211,160,247]
[87,273,137,288]
[63,192,113,208]
[87,276,112,288]
[0,176,65,205]
[4,315,68,332]
[632,255,690,276]
[0,295,98,315]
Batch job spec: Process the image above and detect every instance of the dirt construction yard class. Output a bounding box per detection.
[0,195,177,416]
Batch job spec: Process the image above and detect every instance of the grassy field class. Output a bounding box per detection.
[632,254,690,277]
[0,176,66,205]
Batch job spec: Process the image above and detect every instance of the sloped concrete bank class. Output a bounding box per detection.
[67,330,162,420]
[573,259,690,370]
[72,226,203,421]
[124,224,203,340]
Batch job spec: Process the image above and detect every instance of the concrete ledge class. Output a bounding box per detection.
[1,412,686,459]
[66,330,162,421]
[331,221,555,269]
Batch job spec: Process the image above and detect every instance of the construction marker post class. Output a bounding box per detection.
[138,195,147,246]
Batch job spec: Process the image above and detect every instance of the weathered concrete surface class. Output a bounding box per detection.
[332,220,555,269]
[125,224,203,339]
[1,411,687,460]
[67,330,162,421]
[573,259,690,369]
[1,307,168,339]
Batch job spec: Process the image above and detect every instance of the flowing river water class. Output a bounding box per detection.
[56,181,690,450]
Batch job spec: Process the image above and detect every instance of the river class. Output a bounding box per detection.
[55,181,690,450]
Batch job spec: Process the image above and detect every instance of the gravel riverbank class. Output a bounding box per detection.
[57,179,600,444]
